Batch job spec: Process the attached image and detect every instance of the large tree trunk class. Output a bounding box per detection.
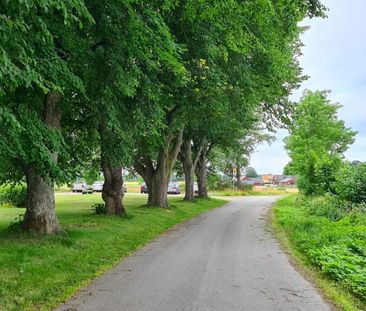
[235,163,241,189]
[183,164,194,201]
[101,164,126,216]
[99,127,126,216]
[180,138,204,201]
[148,168,170,207]
[195,148,208,199]
[134,130,183,208]
[22,92,63,234]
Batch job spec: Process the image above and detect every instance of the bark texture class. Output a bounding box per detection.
[101,164,126,215]
[22,92,63,234]
[195,151,208,199]
[134,130,183,208]
[179,138,204,201]
[235,163,241,189]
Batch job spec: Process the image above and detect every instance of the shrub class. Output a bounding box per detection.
[308,244,366,300]
[0,184,27,208]
[335,163,366,203]
[207,173,232,190]
[237,183,253,191]
[92,203,107,214]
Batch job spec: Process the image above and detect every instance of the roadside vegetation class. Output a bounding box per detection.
[272,195,366,310]
[274,90,366,310]
[0,194,226,311]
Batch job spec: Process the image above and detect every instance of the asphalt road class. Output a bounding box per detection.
[56,196,331,311]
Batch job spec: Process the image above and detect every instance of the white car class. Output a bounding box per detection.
[168,181,180,194]
[194,182,199,196]
[72,181,87,193]
[92,181,104,192]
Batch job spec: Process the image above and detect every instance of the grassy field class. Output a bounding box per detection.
[210,186,298,197]
[271,195,366,311]
[0,193,226,311]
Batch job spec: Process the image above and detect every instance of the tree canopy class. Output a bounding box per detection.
[284,90,356,195]
[0,0,327,233]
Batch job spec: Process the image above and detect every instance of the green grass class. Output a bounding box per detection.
[271,195,366,311]
[210,186,297,197]
[0,193,227,311]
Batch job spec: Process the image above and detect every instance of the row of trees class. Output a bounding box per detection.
[0,0,325,234]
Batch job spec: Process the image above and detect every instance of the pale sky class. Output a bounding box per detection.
[250,0,366,174]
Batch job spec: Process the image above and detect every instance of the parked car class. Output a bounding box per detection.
[72,181,87,193]
[140,182,148,194]
[72,181,93,194]
[168,181,180,194]
[82,184,93,194]
[140,181,180,194]
[194,182,199,196]
[92,181,127,193]
[92,181,104,192]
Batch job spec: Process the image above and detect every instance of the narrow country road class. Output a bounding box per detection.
[56,196,331,311]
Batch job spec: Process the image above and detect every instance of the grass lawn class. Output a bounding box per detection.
[210,186,298,197]
[0,193,226,311]
[271,195,366,311]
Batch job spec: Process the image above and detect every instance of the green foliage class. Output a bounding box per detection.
[0,0,91,95]
[245,167,258,178]
[92,203,107,215]
[284,90,356,196]
[0,184,27,208]
[335,162,366,204]
[207,173,232,191]
[283,161,296,175]
[273,196,366,304]
[0,0,92,185]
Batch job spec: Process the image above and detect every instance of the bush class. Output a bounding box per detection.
[303,194,366,222]
[335,163,366,204]
[0,184,27,208]
[92,203,107,214]
[308,243,366,300]
[207,173,232,190]
[237,183,253,191]
[274,196,366,304]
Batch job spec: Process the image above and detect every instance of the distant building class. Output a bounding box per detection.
[241,176,264,186]
[241,175,296,186]
[273,176,296,186]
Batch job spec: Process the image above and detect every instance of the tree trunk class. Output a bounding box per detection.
[101,164,126,216]
[235,163,241,189]
[195,149,208,199]
[99,126,126,216]
[134,129,184,208]
[180,138,204,201]
[148,169,170,207]
[183,164,194,201]
[22,92,63,234]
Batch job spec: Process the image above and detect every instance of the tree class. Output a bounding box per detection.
[283,161,296,176]
[245,167,258,178]
[0,1,92,233]
[67,0,185,213]
[176,0,326,200]
[284,90,356,196]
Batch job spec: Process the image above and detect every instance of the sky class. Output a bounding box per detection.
[250,0,366,174]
